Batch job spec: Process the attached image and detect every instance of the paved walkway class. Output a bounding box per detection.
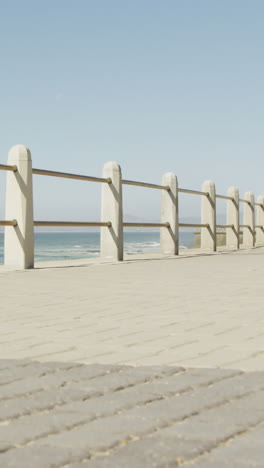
[1,247,264,466]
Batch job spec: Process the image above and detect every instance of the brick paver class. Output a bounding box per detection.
[1,247,264,466]
[0,360,263,467]
[1,248,264,370]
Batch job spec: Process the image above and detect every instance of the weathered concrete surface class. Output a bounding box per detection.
[1,247,264,466]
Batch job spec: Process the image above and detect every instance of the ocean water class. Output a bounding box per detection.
[0,231,194,264]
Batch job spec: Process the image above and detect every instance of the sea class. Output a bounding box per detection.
[0,231,195,264]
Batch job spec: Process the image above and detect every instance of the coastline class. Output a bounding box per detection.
[0,231,195,264]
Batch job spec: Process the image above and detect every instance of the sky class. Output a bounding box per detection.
[1,0,264,224]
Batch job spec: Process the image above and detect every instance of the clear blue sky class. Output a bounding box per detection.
[1,0,264,222]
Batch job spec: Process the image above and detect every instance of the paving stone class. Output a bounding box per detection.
[0,365,125,401]
[0,249,264,468]
[0,361,101,386]
[36,411,159,454]
[57,368,179,396]
[161,419,240,443]
[202,439,264,465]
[193,404,264,429]
[114,393,208,423]
[123,368,240,397]
[235,423,264,442]
[53,367,239,419]
[0,445,71,467]
[227,390,264,411]
[70,434,212,467]
[183,455,262,467]
[0,410,96,451]
[2,249,264,372]
[183,373,264,408]
[54,388,162,418]
[0,386,98,421]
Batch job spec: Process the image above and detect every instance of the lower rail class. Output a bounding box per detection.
[0,220,17,226]
[123,222,170,228]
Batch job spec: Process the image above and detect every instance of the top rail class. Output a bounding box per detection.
[178,188,209,196]
[32,168,111,184]
[216,194,234,201]
[1,163,243,204]
[239,198,251,204]
[179,223,209,228]
[123,222,170,228]
[0,164,17,172]
[122,179,169,191]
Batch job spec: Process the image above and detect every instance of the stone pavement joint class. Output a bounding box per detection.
[0,361,263,466]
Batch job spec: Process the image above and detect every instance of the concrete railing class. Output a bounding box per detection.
[1,144,264,269]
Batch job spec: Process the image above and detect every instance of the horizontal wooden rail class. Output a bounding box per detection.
[178,188,209,196]
[123,222,170,228]
[0,164,17,172]
[216,224,234,229]
[122,179,169,191]
[255,203,264,207]
[255,225,264,229]
[32,168,111,184]
[34,221,111,227]
[216,194,234,201]
[240,224,250,228]
[179,223,209,228]
[0,220,17,226]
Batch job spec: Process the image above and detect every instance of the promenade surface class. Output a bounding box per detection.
[1,247,264,467]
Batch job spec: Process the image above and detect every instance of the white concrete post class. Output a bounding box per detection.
[101,162,123,261]
[160,173,178,255]
[256,195,264,246]
[226,186,239,249]
[4,145,34,269]
[243,191,255,248]
[201,180,216,251]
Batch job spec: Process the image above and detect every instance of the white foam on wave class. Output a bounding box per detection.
[124,241,160,254]
[0,232,193,263]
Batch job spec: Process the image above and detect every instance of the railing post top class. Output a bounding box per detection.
[202,180,215,196]
[8,144,31,162]
[162,172,178,185]
[227,186,239,195]
[162,171,176,178]
[202,180,215,187]
[257,195,264,204]
[244,190,254,198]
[103,161,121,174]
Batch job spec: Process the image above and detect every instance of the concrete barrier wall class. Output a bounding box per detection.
[1,144,264,269]
[193,231,244,249]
